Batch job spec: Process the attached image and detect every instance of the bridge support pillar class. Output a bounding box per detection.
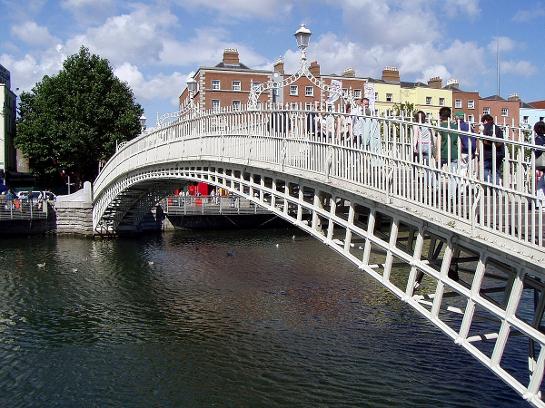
[55,181,94,235]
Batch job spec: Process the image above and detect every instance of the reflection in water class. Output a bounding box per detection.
[0,230,525,407]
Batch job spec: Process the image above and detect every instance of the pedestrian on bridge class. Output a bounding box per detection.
[437,107,459,198]
[534,120,545,207]
[480,114,505,185]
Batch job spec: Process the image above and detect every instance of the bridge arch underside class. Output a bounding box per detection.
[95,160,545,406]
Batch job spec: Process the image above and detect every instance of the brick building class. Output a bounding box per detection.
[480,94,520,127]
[180,49,370,111]
[179,49,271,111]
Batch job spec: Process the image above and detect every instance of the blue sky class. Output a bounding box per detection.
[1,0,543,127]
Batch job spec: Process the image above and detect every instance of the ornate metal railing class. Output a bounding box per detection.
[161,195,270,215]
[95,105,545,252]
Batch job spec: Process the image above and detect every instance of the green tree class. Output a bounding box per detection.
[16,46,143,188]
[392,102,415,118]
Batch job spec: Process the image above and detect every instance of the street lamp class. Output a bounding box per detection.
[248,24,353,109]
[294,24,311,62]
[139,114,147,133]
[187,77,197,104]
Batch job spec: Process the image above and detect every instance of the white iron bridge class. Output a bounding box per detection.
[93,105,545,406]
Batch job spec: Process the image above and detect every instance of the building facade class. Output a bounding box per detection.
[448,85,480,123]
[0,64,17,185]
[181,52,457,120]
[479,94,520,127]
[520,102,545,130]
[179,49,271,111]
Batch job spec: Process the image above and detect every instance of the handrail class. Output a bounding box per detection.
[94,105,545,250]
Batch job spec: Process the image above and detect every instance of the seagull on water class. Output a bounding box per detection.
[37,263,45,268]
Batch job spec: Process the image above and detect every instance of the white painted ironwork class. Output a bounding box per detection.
[248,25,354,109]
[93,104,545,407]
[162,195,269,216]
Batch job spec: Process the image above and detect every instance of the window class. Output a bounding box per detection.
[439,97,445,106]
[386,93,393,102]
[290,85,298,96]
[374,92,379,101]
[305,103,313,110]
[291,103,299,109]
[211,80,220,90]
[468,115,474,123]
[212,100,220,111]
[232,100,241,110]
[455,99,462,108]
[232,81,241,91]
[501,107,509,116]
[467,100,475,109]
[251,82,261,92]
[354,89,362,98]
[483,107,490,115]
[305,86,314,96]
[426,96,432,105]
[523,116,529,124]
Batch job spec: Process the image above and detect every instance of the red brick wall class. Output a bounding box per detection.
[201,71,270,110]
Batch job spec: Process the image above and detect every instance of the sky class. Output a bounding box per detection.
[0,0,543,127]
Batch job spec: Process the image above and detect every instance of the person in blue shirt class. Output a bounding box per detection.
[480,114,504,185]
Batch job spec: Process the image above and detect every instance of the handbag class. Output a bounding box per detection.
[536,153,545,170]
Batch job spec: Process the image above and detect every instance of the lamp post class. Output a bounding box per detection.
[139,114,147,134]
[294,24,312,63]
[186,77,197,108]
[248,24,353,109]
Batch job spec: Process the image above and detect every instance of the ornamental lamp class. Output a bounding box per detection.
[187,77,197,94]
[139,114,147,131]
[294,24,311,60]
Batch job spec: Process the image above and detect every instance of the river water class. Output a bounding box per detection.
[0,229,525,407]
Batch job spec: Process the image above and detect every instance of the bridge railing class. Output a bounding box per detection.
[161,195,270,216]
[94,104,545,248]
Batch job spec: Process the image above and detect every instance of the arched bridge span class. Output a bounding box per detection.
[93,106,545,406]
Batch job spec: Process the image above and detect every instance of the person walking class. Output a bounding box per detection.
[480,114,505,185]
[436,107,459,198]
[533,121,545,208]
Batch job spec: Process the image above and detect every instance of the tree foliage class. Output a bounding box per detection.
[392,102,415,118]
[16,46,143,187]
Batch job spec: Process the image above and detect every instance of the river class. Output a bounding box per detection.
[0,229,525,407]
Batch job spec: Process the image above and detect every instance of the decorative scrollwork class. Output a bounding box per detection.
[248,61,356,109]
[157,104,198,128]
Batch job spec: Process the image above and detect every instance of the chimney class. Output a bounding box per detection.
[342,67,355,78]
[382,66,400,84]
[273,58,284,75]
[309,61,320,77]
[223,48,239,65]
[427,76,443,89]
[446,79,459,89]
[508,93,521,102]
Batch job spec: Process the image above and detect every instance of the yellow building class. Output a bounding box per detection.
[365,67,453,119]
[401,77,453,119]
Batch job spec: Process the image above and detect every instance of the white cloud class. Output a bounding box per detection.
[0,50,64,91]
[159,28,268,68]
[11,21,58,47]
[487,36,519,53]
[513,3,545,22]
[63,4,178,65]
[60,0,117,25]
[114,62,186,107]
[178,0,294,19]
[333,0,441,48]
[443,0,480,17]
[501,60,538,77]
